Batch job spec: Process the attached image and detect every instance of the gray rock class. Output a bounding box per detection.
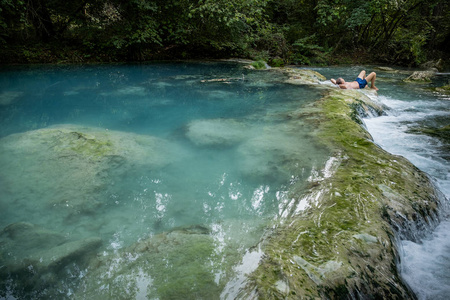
[404,70,436,82]
[420,59,443,71]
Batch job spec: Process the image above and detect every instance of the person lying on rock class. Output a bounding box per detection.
[331,70,378,90]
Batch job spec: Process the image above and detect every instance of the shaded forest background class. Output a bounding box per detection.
[1,0,449,66]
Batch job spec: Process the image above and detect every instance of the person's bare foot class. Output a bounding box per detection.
[371,86,379,91]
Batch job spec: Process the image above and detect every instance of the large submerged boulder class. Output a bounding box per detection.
[71,222,261,299]
[0,125,184,218]
[237,123,327,182]
[232,87,444,299]
[186,118,250,147]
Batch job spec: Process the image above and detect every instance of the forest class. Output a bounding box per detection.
[1,0,449,66]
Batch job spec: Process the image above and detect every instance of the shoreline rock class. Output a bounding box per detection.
[234,87,444,299]
[403,70,436,83]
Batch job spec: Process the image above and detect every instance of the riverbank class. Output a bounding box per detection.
[233,76,446,298]
[2,42,449,70]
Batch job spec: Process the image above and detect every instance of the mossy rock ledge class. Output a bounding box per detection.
[235,88,445,299]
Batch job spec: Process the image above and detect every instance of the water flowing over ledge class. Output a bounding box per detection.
[233,80,446,299]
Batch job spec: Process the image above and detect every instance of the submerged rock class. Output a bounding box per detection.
[237,124,324,182]
[72,225,247,299]
[233,87,443,299]
[0,91,23,105]
[0,222,101,296]
[186,118,250,147]
[0,125,183,219]
[374,66,399,73]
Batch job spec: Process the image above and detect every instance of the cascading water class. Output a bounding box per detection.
[313,65,449,299]
[359,74,449,299]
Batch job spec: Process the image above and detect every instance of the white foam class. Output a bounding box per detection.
[220,247,263,300]
[363,90,450,300]
[400,220,450,300]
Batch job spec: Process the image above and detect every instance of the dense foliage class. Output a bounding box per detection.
[1,0,449,65]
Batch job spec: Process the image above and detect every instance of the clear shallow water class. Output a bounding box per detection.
[0,62,329,298]
[315,66,450,300]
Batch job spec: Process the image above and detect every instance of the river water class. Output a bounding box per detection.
[0,62,330,299]
[315,66,450,300]
[0,63,448,299]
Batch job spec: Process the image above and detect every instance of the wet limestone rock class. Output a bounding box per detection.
[404,70,436,83]
[434,84,450,95]
[235,88,443,299]
[420,59,443,71]
[282,68,327,85]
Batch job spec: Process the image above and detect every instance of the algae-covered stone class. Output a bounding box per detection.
[73,225,246,299]
[233,87,443,299]
[407,124,450,143]
[434,84,450,95]
[249,60,270,70]
[0,125,184,219]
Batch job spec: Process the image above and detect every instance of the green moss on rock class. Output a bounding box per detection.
[238,85,442,299]
[435,84,450,94]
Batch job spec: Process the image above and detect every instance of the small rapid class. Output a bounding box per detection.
[362,88,449,299]
[312,65,449,299]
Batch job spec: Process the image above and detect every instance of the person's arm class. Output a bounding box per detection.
[330,78,337,85]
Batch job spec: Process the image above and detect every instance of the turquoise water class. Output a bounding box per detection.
[0,62,329,298]
[2,63,447,299]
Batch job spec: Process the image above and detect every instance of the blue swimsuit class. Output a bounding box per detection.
[356,78,368,89]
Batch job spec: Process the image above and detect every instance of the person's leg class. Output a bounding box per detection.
[365,72,378,90]
[357,70,366,79]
